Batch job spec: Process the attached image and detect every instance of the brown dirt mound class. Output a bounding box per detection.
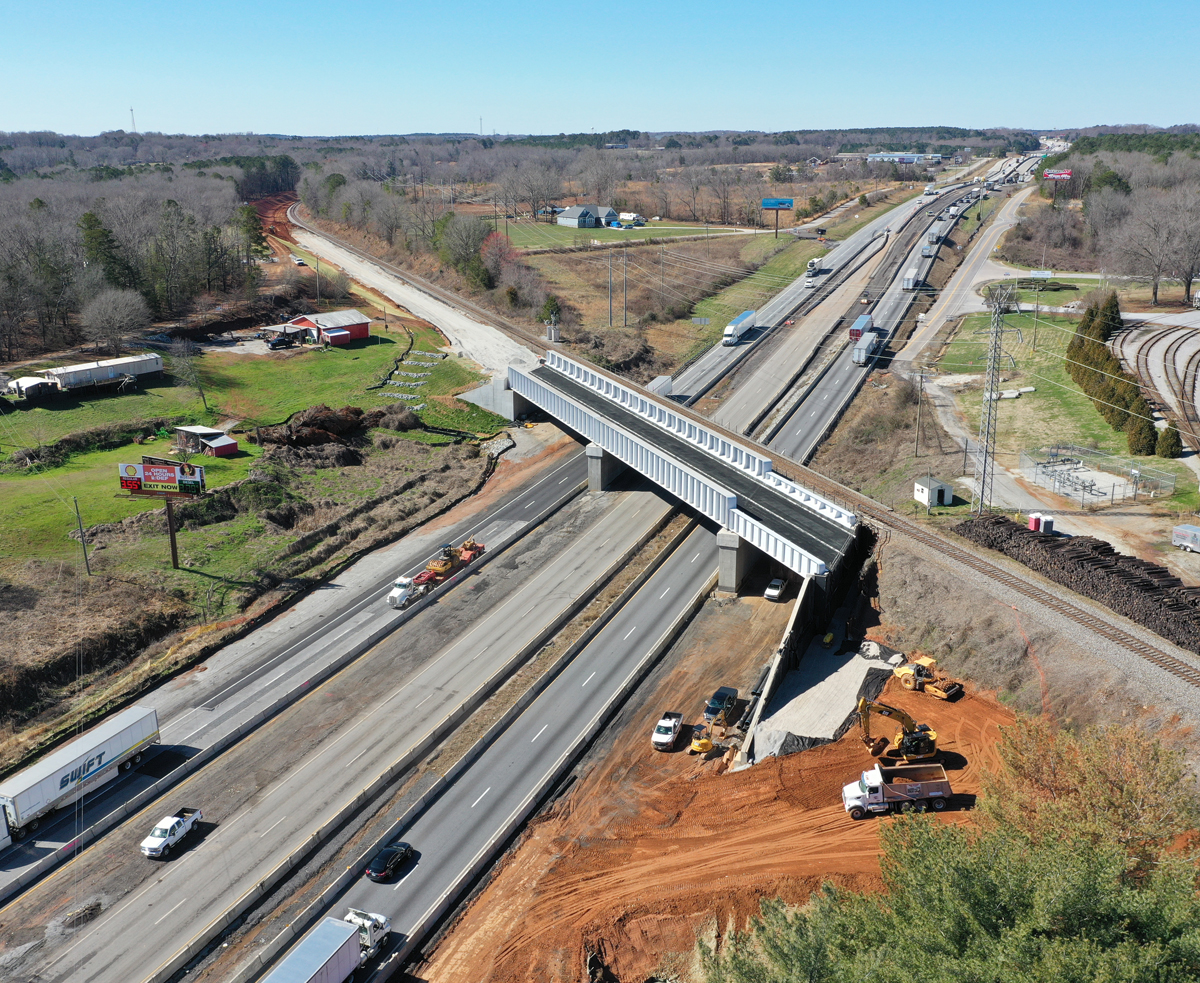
[419,682,1013,983]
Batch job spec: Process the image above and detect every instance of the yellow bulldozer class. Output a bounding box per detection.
[892,656,963,701]
[856,697,938,761]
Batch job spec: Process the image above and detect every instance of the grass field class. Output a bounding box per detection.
[942,311,1199,509]
[502,219,752,250]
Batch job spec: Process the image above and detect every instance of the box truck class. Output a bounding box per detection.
[848,314,874,342]
[260,910,391,983]
[902,268,920,291]
[722,310,756,346]
[0,705,159,847]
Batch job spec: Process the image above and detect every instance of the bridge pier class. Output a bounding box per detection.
[717,528,752,594]
[586,443,627,491]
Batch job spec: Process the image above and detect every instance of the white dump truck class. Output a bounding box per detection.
[0,705,160,849]
[140,807,202,858]
[842,762,953,819]
[260,909,391,983]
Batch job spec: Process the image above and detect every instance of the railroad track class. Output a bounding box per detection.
[1122,324,1200,453]
[767,455,1200,689]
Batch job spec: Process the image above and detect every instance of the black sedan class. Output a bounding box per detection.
[364,840,414,882]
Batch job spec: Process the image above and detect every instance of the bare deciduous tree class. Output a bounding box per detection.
[82,287,150,354]
[171,337,208,410]
[1114,192,1178,305]
[441,215,492,268]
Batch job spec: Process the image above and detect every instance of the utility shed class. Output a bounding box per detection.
[288,309,370,343]
[175,425,226,454]
[6,377,57,399]
[914,475,953,507]
[201,434,238,457]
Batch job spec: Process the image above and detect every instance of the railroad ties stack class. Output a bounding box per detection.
[955,515,1200,654]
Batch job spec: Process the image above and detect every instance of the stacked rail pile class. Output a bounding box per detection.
[954,515,1200,654]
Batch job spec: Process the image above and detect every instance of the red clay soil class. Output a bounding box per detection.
[417,681,1014,983]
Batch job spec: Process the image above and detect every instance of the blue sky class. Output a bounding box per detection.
[5,0,1196,136]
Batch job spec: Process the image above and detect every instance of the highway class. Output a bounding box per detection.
[12,485,677,983]
[0,449,589,901]
[298,523,719,970]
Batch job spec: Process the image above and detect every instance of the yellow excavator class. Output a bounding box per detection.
[856,697,938,761]
[892,656,963,701]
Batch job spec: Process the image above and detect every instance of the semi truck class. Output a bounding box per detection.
[852,332,880,366]
[927,222,947,245]
[902,268,921,291]
[387,538,485,609]
[260,909,392,983]
[722,310,756,346]
[806,258,820,274]
[842,762,953,819]
[848,314,874,342]
[921,244,935,258]
[923,184,937,195]
[0,705,160,848]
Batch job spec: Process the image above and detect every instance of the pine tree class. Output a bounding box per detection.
[1156,424,1183,458]
[1126,397,1158,455]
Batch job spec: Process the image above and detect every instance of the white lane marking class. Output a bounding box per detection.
[259,815,287,838]
[415,693,432,709]
[623,626,637,640]
[179,720,210,742]
[471,787,492,808]
[531,724,548,743]
[582,671,596,687]
[524,605,536,617]
[524,500,535,508]
[659,587,671,599]
[600,538,610,548]
[393,861,419,889]
[558,476,570,484]
[632,508,642,517]
[691,552,700,563]
[153,897,188,926]
[810,411,816,416]
[347,745,372,767]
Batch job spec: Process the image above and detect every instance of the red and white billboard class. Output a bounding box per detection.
[1042,169,1073,181]
[119,462,206,497]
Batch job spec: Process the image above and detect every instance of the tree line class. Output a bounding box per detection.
[702,717,1200,983]
[1065,293,1181,457]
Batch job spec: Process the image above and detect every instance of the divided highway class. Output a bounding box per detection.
[283,523,719,972]
[0,450,589,902]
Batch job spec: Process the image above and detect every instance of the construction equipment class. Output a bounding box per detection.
[856,697,938,761]
[892,656,963,700]
[386,538,485,610]
[689,725,713,756]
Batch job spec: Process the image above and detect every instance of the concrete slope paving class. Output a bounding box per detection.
[16,488,674,983]
[328,524,719,964]
[0,450,587,901]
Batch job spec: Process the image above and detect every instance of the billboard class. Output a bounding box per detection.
[119,462,206,497]
[761,198,794,210]
[1042,169,1072,181]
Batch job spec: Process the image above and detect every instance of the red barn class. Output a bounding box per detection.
[288,309,371,345]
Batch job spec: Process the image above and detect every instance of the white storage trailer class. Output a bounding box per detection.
[722,310,756,346]
[0,705,159,848]
[1173,524,1200,552]
[261,918,359,983]
[40,353,163,391]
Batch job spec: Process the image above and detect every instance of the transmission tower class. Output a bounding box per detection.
[971,286,1012,514]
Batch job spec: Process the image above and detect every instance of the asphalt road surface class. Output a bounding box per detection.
[0,449,587,901]
[20,487,675,983]
[319,523,719,967]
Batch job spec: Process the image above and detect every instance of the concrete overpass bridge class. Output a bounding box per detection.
[504,351,859,592]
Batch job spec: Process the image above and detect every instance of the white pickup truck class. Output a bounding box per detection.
[652,712,683,751]
[140,807,202,858]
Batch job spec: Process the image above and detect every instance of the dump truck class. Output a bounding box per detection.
[140,807,202,858]
[722,310,756,346]
[892,656,963,700]
[386,538,485,609]
[260,909,391,983]
[842,762,953,819]
[0,705,160,848]
[856,697,937,761]
[652,712,683,751]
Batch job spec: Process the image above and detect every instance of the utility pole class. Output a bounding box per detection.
[608,249,613,327]
[315,255,321,309]
[623,248,627,327]
[913,371,924,457]
[660,245,665,305]
[73,497,91,576]
[972,287,1011,514]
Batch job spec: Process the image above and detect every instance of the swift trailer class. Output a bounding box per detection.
[0,705,159,848]
[261,909,391,983]
[722,310,756,346]
[902,268,921,291]
[852,331,881,366]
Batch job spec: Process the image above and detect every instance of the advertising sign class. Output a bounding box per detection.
[118,462,206,497]
[1042,169,1072,181]
[1030,270,1053,279]
[761,198,794,210]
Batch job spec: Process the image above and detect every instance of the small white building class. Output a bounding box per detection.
[914,475,953,508]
